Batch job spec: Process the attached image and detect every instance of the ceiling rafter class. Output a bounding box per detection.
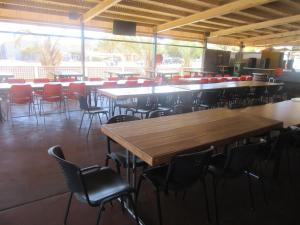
[156,0,277,33]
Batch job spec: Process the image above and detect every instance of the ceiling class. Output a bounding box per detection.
[0,0,299,47]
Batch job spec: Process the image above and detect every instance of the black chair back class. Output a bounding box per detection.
[200,91,220,107]
[149,110,170,118]
[166,147,213,189]
[224,143,262,173]
[79,96,89,110]
[48,146,84,193]
[172,104,193,114]
[107,115,140,124]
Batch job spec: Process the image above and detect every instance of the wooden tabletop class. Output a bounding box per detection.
[98,85,190,99]
[101,108,283,166]
[238,100,300,128]
[173,81,283,92]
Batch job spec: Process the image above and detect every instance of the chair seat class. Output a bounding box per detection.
[143,165,190,191]
[76,167,133,205]
[108,151,146,168]
[87,107,108,114]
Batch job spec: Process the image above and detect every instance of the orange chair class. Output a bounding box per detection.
[142,80,155,87]
[58,77,75,82]
[172,75,181,80]
[34,78,50,83]
[8,85,38,123]
[39,84,67,122]
[239,76,247,81]
[7,79,26,83]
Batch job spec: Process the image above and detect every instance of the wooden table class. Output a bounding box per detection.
[238,100,300,128]
[101,108,283,166]
[53,71,83,81]
[173,81,283,92]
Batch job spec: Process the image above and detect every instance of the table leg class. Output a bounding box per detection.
[125,150,146,225]
[0,99,3,122]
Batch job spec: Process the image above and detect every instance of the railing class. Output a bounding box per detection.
[0,65,203,80]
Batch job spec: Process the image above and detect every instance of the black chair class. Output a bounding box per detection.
[196,90,220,109]
[105,115,147,175]
[79,96,109,136]
[136,147,214,225]
[172,104,193,114]
[126,96,156,119]
[148,109,170,118]
[48,146,139,225]
[208,142,267,225]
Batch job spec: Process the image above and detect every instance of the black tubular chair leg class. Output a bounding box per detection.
[155,187,163,225]
[96,203,104,225]
[120,196,125,214]
[202,179,211,223]
[212,176,220,225]
[79,113,85,130]
[97,113,102,125]
[105,156,110,167]
[259,176,268,205]
[87,114,94,136]
[64,192,73,225]
[127,194,140,225]
[246,171,255,211]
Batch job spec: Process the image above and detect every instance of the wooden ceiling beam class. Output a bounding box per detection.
[210,14,300,37]
[251,35,300,46]
[243,30,300,44]
[82,0,121,23]
[156,0,276,33]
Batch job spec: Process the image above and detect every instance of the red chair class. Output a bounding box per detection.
[246,76,253,81]
[171,79,186,85]
[231,77,240,81]
[198,78,209,84]
[172,75,181,80]
[108,77,119,81]
[219,77,227,82]
[66,83,86,100]
[102,81,118,88]
[39,84,67,122]
[206,74,212,78]
[215,74,222,77]
[124,80,139,87]
[127,76,139,80]
[8,85,37,123]
[58,77,75,82]
[183,74,191,78]
[154,76,163,85]
[224,74,231,77]
[239,75,247,81]
[88,77,103,81]
[142,80,155,87]
[7,79,26,83]
[34,78,49,83]
[209,77,219,83]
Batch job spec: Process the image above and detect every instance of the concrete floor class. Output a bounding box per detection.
[0,104,300,225]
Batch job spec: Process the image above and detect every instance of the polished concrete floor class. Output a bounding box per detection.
[0,104,300,225]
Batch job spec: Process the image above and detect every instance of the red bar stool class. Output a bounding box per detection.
[8,84,38,123]
[224,74,231,77]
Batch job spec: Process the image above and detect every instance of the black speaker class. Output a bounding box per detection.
[113,20,136,36]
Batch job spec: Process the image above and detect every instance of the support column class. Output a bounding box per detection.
[201,32,209,70]
[238,41,244,62]
[152,33,158,78]
[80,20,86,79]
